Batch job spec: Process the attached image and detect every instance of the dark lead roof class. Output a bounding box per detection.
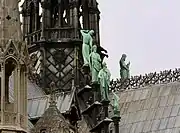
[28,87,76,120]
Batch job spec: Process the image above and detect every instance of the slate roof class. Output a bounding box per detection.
[9,76,45,131]
[27,81,46,99]
[9,75,76,131]
[28,87,76,120]
[9,76,45,103]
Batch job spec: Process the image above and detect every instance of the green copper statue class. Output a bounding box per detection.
[98,62,111,101]
[112,92,120,117]
[90,45,102,83]
[80,29,94,67]
[119,54,130,80]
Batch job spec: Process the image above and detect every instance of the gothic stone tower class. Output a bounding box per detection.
[0,0,28,132]
[21,0,108,131]
[21,0,104,92]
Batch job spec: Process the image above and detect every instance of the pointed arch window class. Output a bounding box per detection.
[5,58,18,103]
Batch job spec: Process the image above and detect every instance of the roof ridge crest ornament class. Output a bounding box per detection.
[49,82,57,107]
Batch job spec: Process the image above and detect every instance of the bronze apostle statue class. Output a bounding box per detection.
[98,62,111,101]
[119,54,130,80]
[112,92,120,117]
[90,45,102,83]
[80,29,95,67]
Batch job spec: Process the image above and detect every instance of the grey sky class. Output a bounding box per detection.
[98,0,180,78]
[19,0,180,79]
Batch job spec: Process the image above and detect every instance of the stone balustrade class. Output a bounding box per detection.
[110,68,180,91]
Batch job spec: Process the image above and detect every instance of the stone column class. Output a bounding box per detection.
[41,2,46,40]
[1,64,5,124]
[4,76,9,103]
[101,100,110,133]
[24,71,28,129]
[35,2,39,31]
[112,116,121,133]
[102,100,110,118]
[71,1,79,38]
[20,68,23,114]
[22,11,28,40]
[22,69,26,129]
[58,3,63,27]
[41,0,51,40]
[13,67,18,123]
[92,83,100,125]
[82,1,89,29]
[17,67,21,126]
[95,13,100,45]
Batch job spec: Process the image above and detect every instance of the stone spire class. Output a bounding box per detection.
[0,1,29,133]
[0,0,22,49]
[31,82,74,133]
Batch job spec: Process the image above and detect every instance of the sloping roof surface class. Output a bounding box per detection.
[8,75,46,131]
[9,76,45,103]
[28,87,75,119]
[9,75,75,129]
[27,80,46,99]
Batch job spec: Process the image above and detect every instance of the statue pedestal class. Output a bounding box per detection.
[91,82,101,125]
[101,100,110,118]
[90,118,113,133]
[77,85,92,96]
[82,65,91,85]
[91,82,100,102]
[112,116,121,133]
[82,101,102,115]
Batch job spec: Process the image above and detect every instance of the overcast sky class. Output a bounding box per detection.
[19,0,180,79]
[98,0,180,78]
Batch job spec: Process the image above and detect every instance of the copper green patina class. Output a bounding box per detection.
[119,54,130,80]
[112,92,120,117]
[98,62,111,101]
[80,29,94,67]
[90,45,102,83]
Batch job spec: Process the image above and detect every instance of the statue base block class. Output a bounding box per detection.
[112,116,121,133]
[112,116,121,122]
[77,85,92,96]
[82,101,102,115]
[90,117,113,132]
[101,100,110,106]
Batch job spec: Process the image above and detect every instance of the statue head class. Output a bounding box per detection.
[121,54,127,61]
[89,30,95,36]
[92,45,97,52]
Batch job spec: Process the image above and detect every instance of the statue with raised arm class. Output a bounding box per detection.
[90,45,102,83]
[119,54,130,80]
[80,29,95,67]
[112,92,120,117]
[98,62,111,101]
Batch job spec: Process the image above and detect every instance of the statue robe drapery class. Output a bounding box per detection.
[90,51,102,83]
[98,68,111,101]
